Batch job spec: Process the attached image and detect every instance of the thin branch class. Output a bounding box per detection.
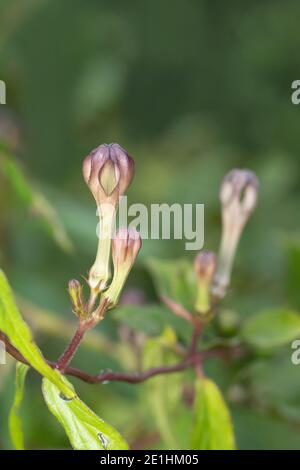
[0,330,244,386]
[65,358,196,384]
[0,330,197,383]
[0,331,55,369]
[161,296,194,324]
[0,332,29,365]
[18,297,116,356]
[189,320,203,377]
[55,325,85,372]
[190,320,202,356]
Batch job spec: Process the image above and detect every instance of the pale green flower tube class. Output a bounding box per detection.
[213,169,258,299]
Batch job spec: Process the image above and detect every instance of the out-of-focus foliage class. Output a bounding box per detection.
[242,309,300,351]
[0,146,73,252]
[0,0,300,450]
[142,329,183,449]
[113,303,188,340]
[190,378,235,450]
[147,258,196,311]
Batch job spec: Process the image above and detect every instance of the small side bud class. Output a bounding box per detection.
[194,251,216,315]
[68,279,85,318]
[213,169,258,299]
[103,228,142,308]
[112,227,141,271]
[194,251,216,284]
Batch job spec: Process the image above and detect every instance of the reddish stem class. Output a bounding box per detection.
[190,320,202,356]
[0,330,197,382]
[55,325,85,372]
[161,296,194,324]
[0,331,245,386]
[66,357,197,384]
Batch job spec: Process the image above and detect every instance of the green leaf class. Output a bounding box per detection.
[283,236,300,310]
[190,378,236,450]
[241,308,300,351]
[0,148,73,253]
[0,270,75,399]
[146,258,196,311]
[9,362,29,450]
[42,378,129,450]
[142,328,182,449]
[0,270,128,450]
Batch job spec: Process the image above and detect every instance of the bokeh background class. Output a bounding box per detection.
[1,0,300,450]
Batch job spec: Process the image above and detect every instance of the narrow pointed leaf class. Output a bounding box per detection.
[9,362,29,450]
[42,378,129,450]
[190,378,236,450]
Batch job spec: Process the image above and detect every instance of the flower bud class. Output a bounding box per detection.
[213,169,258,298]
[194,251,216,284]
[103,227,142,308]
[82,143,134,206]
[68,279,85,318]
[194,251,216,314]
[83,143,135,292]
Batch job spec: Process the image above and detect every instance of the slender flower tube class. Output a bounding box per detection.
[82,143,135,292]
[213,169,258,299]
[194,251,216,314]
[103,227,142,308]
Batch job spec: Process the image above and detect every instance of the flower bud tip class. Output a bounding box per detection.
[220,169,258,217]
[82,143,135,206]
[194,251,216,284]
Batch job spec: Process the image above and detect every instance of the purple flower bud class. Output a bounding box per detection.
[82,143,135,206]
[220,169,258,219]
[194,251,216,284]
[213,169,259,298]
[83,143,135,292]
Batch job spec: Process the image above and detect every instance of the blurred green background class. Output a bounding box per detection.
[1,0,300,450]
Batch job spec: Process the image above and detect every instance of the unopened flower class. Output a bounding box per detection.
[194,251,216,314]
[82,143,134,207]
[103,227,142,308]
[68,279,85,318]
[194,251,216,283]
[83,143,135,292]
[213,169,258,299]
